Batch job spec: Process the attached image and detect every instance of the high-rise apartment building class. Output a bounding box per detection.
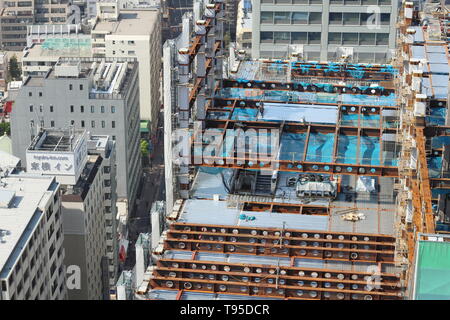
[0,172,67,300]
[0,0,70,51]
[10,57,141,211]
[251,0,398,62]
[25,129,119,299]
[91,2,161,133]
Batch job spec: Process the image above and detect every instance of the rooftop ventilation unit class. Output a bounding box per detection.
[54,61,81,78]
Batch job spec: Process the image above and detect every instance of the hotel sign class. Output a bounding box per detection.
[26,132,88,180]
[27,153,76,176]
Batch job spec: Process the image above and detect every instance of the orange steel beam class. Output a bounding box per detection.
[156,258,401,285]
[222,79,396,94]
[213,97,399,110]
[416,128,435,234]
[195,155,399,177]
[170,223,396,240]
[149,276,401,300]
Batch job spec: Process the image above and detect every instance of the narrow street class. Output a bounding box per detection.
[123,114,165,270]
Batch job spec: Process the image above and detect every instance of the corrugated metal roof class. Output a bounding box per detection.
[180,199,329,231]
[258,103,338,124]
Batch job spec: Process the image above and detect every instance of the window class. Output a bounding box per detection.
[261,12,273,24]
[359,33,376,45]
[80,84,83,90]
[381,13,390,25]
[342,33,358,45]
[69,84,73,90]
[376,33,389,45]
[101,106,105,113]
[50,105,54,112]
[50,121,55,127]
[80,105,84,113]
[29,105,33,112]
[29,92,32,97]
[39,105,43,112]
[40,120,44,127]
[30,120,34,127]
[274,12,290,24]
[128,40,135,45]
[91,121,95,128]
[329,13,342,25]
[291,32,307,44]
[70,120,74,125]
[260,32,273,43]
[91,105,95,113]
[81,121,85,128]
[39,92,42,97]
[343,13,359,25]
[101,121,105,128]
[274,32,290,43]
[308,32,321,44]
[128,51,135,55]
[112,121,115,128]
[328,33,342,44]
[292,12,308,24]
[112,50,116,55]
[309,12,322,24]
[112,136,116,140]
[70,105,74,113]
[111,106,115,113]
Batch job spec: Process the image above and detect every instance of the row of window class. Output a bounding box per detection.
[260,31,390,45]
[29,104,117,114]
[261,11,322,25]
[261,11,390,26]
[328,32,389,45]
[261,31,322,44]
[260,50,388,63]
[260,0,391,4]
[329,12,390,25]
[70,105,116,113]
[30,119,116,129]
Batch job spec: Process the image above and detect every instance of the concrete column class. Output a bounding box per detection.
[320,0,330,61]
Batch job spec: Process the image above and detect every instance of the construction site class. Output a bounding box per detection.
[130,0,450,300]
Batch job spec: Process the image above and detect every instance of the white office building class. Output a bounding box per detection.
[25,129,119,299]
[0,172,67,300]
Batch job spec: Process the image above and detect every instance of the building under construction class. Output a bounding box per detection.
[129,0,450,300]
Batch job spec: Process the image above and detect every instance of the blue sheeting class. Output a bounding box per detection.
[280,133,306,161]
[341,93,397,106]
[427,156,443,178]
[336,135,358,164]
[231,108,258,121]
[360,136,380,166]
[305,132,335,163]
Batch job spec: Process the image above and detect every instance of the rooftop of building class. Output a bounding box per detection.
[412,233,450,300]
[0,151,20,170]
[0,173,58,279]
[23,37,92,60]
[28,128,85,153]
[22,57,137,98]
[92,9,159,36]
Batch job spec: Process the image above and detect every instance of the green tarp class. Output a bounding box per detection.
[415,240,450,300]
